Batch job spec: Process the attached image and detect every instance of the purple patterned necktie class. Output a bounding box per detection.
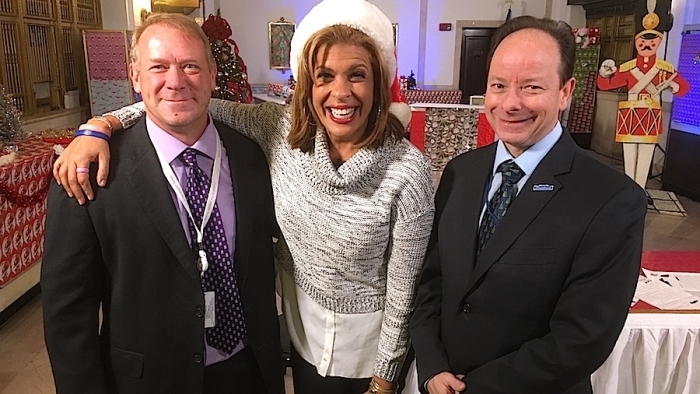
[477,160,524,256]
[180,148,247,354]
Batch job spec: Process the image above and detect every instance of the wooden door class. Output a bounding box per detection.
[459,28,495,104]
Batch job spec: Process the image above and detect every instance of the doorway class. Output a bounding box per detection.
[459,28,495,104]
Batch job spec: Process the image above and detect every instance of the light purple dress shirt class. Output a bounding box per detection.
[145,115,245,366]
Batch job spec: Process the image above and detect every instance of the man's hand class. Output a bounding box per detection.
[426,372,466,394]
[599,59,617,78]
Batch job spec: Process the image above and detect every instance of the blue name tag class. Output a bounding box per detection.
[532,184,554,191]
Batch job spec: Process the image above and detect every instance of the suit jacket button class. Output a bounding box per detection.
[462,303,472,314]
[194,353,203,364]
[195,306,204,318]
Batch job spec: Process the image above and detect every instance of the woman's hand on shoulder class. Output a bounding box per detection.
[53,118,115,205]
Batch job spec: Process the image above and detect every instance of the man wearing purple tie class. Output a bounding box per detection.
[41,13,283,394]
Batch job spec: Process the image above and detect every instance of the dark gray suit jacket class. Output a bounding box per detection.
[410,131,646,394]
[42,118,283,394]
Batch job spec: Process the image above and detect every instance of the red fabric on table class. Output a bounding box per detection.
[632,300,656,310]
[477,112,495,148]
[641,251,700,273]
[630,251,700,312]
[0,139,54,287]
[409,110,426,152]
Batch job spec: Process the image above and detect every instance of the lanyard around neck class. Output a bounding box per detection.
[152,136,223,258]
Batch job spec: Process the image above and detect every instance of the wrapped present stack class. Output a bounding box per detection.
[268,76,296,103]
[568,27,600,134]
[0,138,54,286]
[402,89,462,105]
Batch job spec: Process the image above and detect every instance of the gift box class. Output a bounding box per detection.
[268,83,284,96]
[401,89,462,105]
[0,138,54,287]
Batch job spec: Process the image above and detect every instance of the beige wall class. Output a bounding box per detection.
[423,0,547,87]
[22,108,90,135]
[215,0,581,86]
[100,0,129,30]
[99,1,586,86]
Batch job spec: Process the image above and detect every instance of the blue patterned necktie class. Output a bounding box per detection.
[477,160,524,256]
[180,148,247,354]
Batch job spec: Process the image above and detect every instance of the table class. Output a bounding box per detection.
[592,251,700,394]
[252,93,287,105]
[590,313,700,394]
[402,251,700,394]
[0,138,54,287]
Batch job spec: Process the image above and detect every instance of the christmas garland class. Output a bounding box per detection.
[0,172,52,207]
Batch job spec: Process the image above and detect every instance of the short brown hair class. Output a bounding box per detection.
[131,13,215,72]
[487,16,575,86]
[288,25,404,152]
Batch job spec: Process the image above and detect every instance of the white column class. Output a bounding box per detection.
[549,2,585,27]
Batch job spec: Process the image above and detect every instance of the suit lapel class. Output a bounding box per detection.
[464,132,577,294]
[124,119,200,282]
[218,123,253,288]
[453,145,495,286]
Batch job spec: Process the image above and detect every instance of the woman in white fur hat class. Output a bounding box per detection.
[54,0,433,392]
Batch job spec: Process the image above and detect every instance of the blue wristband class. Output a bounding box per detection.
[74,128,110,142]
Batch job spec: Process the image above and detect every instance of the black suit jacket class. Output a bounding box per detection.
[42,118,283,394]
[410,132,646,394]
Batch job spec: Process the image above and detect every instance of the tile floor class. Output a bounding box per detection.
[1,152,699,393]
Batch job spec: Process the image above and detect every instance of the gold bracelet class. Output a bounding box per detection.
[92,115,113,132]
[367,379,397,394]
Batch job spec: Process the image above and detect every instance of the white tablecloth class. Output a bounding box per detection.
[402,313,700,394]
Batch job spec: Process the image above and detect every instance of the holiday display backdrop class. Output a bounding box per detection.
[663,29,700,201]
[0,85,24,146]
[568,28,600,134]
[0,139,54,287]
[670,31,700,134]
[83,30,133,116]
[202,11,253,103]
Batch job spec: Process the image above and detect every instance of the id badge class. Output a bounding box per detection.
[204,291,216,328]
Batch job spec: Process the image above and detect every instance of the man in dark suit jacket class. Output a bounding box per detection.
[42,14,283,394]
[410,16,646,394]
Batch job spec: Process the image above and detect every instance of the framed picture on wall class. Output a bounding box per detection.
[393,23,398,48]
[269,18,295,70]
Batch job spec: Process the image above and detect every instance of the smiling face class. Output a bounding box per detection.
[636,35,662,58]
[311,43,374,146]
[484,28,574,157]
[131,24,216,141]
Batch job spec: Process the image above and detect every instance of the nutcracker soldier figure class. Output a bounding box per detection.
[597,0,690,190]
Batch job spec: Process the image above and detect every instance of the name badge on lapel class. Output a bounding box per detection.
[204,291,216,328]
[532,184,555,192]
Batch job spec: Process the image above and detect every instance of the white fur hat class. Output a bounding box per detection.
[290,0,411,127]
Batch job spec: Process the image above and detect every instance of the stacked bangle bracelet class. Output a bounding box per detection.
[367,379,397,394]
[74,129,110,142]
[92,115,114,132]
